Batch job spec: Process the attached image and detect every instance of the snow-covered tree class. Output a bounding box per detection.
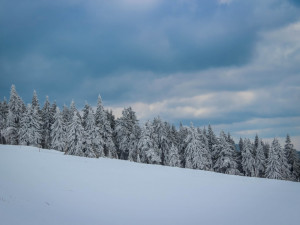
[19,105,32,146]
[213,131,240,175]
[184,125,212,170]
[241,138,255,177]
[51,108,66,152]
[138,121,161,164]
[95,96,117,158]
[284,135,300,181]
[30,105,43,147]
[278,139,291,180]
[31,90,40,110]
[83,106,104,158]
[6,85,24,144]
[178,123,188,167]
[65,103,84,156]
[41,96,53,149]
[255,140,266,177]
[0,97,8,144]
[166,143,180,167]
[115,107,140,161]
[265,138,282,180]
[151,117,170,165]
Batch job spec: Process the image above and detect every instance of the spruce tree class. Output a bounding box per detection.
[83,106,104,158]
[0,98,8,144]
[166,143,180,167]
[265,138,282,180]
[19,104,32,146]
[255,140,266,177]
[6,85,24,144]
[213,131,240,175]
[184,125,212,170]
[284,135,300,181]
[51,108,66,152]
[95,96,117,158]
[41,96,52,149]
[115,107,140,161]
[138,121,161,164]
[65,103,84,156]
[178,123,188,167]
[241,138,255,176]
[30,105,43,147]
[151,117,170,165]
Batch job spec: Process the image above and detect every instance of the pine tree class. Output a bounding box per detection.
[284,135,300,181]
[82,106,104,158]
[207,124,217,154]
[178,123,188,167]
[51,108,66,152]
[115,107,140,161]
[30,105,42,147]
[166,143,180,167]
[65,103,84,156]
[241,138,255,176]
[255,140,266,177]
[31,90,40,110]
[213,131,240,175]
[151,117,170,165]
[265,138,282,180]
[184,125,212,170]
[41,96,52,149]
[19,104,32,146]
[0,97,8,144]
[278,138,291,180]
[95,96,117,158]
[6,85,24,144]
[138,121,161,164]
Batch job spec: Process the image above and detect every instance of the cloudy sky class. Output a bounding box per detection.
[1,0,300,148]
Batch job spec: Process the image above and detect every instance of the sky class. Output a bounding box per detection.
[1,0,300,148]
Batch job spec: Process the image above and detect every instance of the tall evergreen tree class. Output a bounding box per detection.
[6,85,24,144]
[151,117,170,165]
[95,96,117,158]
[284,135,300,181]
[184,124,212,170]
[138,121,161,164]
[213,131,240,175]
[255,140,266,177]
[82,106,104,158]
[0,97,8,144]
[51,108,66,152]
[115,107,140,161]
[166,143,180,167]
[178,123,188,167]
[278,138,291,180]
[19,104,32,146]
[241,138,255,176]
[207,124,217,154]
[30,105,43,147]
[41,96,53,149]
[265,138,282,180]
[65,103,84,156]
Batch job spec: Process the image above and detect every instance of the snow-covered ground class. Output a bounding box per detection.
[0,145,299,225]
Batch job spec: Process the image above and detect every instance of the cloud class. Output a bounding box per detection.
[0,0,300,148]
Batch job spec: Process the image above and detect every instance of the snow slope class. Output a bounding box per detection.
[0,145,299,225]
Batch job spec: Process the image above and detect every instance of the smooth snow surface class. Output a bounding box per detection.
[0,145,299,225]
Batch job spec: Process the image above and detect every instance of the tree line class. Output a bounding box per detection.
[0,85,299,181]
